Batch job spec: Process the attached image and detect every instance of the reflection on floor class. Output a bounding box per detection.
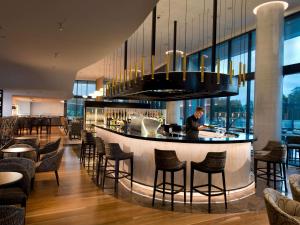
[24,128,300,225]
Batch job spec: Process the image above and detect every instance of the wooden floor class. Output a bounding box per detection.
[25,128,270,225]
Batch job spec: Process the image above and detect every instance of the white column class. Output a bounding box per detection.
[253,1,288,149]
[166,101,183,125]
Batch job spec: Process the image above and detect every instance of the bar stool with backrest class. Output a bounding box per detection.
[254,141,287,191]
[102,143,133,193]
[285,136,300,168]
[95,137,106,186]
[190,151,227,213]
[152,149,186,210]
[80,131,96,171]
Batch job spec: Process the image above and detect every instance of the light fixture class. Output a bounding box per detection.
[253,1,288,15]
[165,50,184,55]
[82,95,88,99]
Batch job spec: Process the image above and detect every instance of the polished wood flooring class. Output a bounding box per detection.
[24,128,284,225]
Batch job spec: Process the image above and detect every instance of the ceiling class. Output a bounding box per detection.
[0,0,157,99]
[78,0,300,81]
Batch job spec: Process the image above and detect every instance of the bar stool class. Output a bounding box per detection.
[95,137,106,186]
[254,143,287,191]
[152,149,186,210]
[80,131,96,171]
[102,143,133,193]
[190,151,227,213]
[285,136,300,168]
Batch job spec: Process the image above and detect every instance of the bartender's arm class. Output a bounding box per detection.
[197,125,207,130]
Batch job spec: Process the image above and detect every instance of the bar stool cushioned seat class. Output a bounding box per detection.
[190,151,227,213]
[152,149,186,210]
[254,142,287,191]
[102,143,133,193]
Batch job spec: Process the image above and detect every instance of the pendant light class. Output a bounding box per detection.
[182,0,188,81]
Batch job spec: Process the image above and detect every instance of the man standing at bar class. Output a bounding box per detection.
[186,107,206,138]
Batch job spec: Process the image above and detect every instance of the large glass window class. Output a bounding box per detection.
[231,34,249,75]
[229,84,247,131]
[216,42,229,73]
[211,97,227,127]
[284,14,300,66]
[282,73,300,133]
[251,31,256,72]
[187,53,199,71]
[250,80,255,133]
[68,80,96,119]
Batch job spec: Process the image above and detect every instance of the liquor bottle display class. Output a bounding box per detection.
[85,106,166,129]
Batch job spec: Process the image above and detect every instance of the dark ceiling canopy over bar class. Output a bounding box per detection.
[106,72,239,101]
[105,0,240,101]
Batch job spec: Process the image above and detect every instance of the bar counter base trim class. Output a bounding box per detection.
[118,178,255,204]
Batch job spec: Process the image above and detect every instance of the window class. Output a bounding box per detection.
[284,14,300,66]
[231,34,249,75]
[282,73,300,133]
[67,80,96,119]
[250,80,255,133]
[229,84,247,131]
[216,42,229,73]
[251,31,256,72]
[211,97,227,127]
[187,53,199,71]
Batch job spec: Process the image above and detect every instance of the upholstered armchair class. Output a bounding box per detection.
[0,162,30,207]
[35,148,65,186]
[0,206,25,225]
[0,157,36,190]
[37,138,61,160]
[264,188,300,225]
[289,174,300,202]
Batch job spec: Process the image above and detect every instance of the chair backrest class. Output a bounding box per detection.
[0,157,35,179]
[106,143,124,157]
[0,162,31,195]
[286,136,300,145]
[0,205,25,225]
[154,149,181,170]
[264,188,300,225]
[36,148,65,172]
[262,140,284,151]
[95,137,105,155]
[289,174,300,202]
[203,151,227,170]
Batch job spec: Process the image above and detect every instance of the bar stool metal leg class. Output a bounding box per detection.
[208,173,212,213]
[183,167,186,204]
[130,157,134,189]
[114,160,119,193]
[171,171,174,211]
[102,158,108,189]
[152,169,158,206]
[190,166,194,205]
[162,170,166,205]
[222,171,227,209]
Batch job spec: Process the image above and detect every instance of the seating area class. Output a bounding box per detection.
[0,133,64,224]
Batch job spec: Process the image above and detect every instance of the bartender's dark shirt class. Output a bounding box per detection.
[186,115,202,138]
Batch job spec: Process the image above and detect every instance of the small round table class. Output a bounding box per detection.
[14,136,37,141]
[1,147,35,157]
[0,172,23,187]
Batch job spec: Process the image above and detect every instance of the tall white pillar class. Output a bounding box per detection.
[253,1,288,149]
[166,101,183,125]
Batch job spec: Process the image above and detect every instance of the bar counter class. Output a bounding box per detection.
[94,125,255,202]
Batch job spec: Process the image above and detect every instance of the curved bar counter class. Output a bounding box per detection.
[95,125,255,203]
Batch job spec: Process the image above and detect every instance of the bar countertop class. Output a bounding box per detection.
[94,125,255,144]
